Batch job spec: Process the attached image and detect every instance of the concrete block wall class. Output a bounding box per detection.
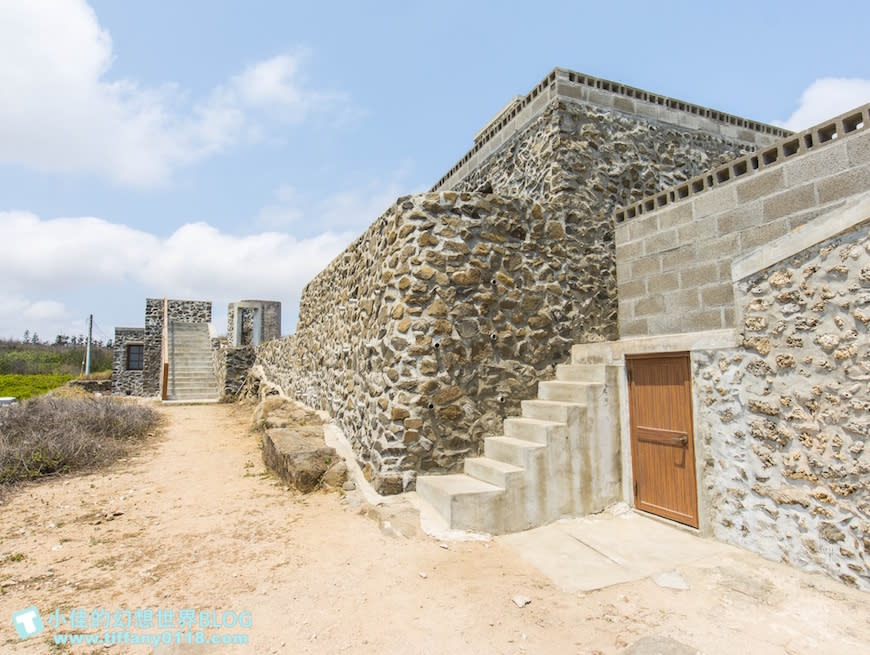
[616,104,870,338]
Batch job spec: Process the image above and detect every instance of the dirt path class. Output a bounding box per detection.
[1,402,869,654]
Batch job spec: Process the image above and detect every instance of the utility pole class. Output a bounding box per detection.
[84,314,93,376]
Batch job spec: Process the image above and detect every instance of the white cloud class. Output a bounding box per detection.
[778,78,870,131]
[256,163,421,232]
[0,0,347,187]
[0,295,72,342]
[256,185,305,228]
[1,210,353,338]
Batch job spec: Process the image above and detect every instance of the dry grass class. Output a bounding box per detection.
[0,395,162,487]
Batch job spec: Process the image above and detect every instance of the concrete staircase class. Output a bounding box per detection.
[165,322,219,402]
[416,347,621,534]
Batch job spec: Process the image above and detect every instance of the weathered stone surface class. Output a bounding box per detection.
[695,224,870,590]
[261,427,339,493]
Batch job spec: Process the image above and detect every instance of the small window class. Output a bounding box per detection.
[126,344,144,371]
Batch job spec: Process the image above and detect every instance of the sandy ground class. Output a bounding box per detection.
[1,402,869,655]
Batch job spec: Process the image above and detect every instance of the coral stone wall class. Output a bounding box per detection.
[454,101,747,211]
[143,298,212,395]
[253,191,617,492]
[111,328,144,396]
[695,223,870,589]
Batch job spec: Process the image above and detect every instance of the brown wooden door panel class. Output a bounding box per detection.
[627,354,698,528]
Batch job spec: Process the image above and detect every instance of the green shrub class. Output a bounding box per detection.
[0,396,162,486]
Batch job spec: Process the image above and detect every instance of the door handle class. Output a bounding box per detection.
[637,430,689,448]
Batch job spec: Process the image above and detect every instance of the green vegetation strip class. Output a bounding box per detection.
[0,374,75,400]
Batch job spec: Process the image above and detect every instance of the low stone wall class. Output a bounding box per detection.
[68,379,113,394]
[695,222,870,589]
[215,345,256,399]
[111,327,144,396]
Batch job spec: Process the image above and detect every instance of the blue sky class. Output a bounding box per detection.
[3,0,870,343]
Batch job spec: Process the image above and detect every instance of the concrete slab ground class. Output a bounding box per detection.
[498,504,735,593]
[496,504,870,653]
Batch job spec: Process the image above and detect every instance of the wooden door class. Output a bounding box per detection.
[627,353,698,528]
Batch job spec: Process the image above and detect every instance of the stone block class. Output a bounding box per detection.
[661,244,697,272]
[683,307,724,332]
[680,262,720,290]
[656,201,694,229]
[847,132,870,167]
[646,313,683,335]
[619,278,647,300]
[736,167,785,204]
[615,222,632,245]
[783,142,848,187]
[716,204,764,236]
[762,183,817,220]
[815,164,870,205]
[261,427,338,493]
[647,271,679,294]
[665,289,700,313]
[633,294,665,317]
[630,254,662,279]
[628,214,659,241]
[618,299,635,320]
[643,228,678,254]
[620,317,649,337]
[692,186,737,217]
[615,239,643,261]
[701,283,733,307]
[739,218,788,252]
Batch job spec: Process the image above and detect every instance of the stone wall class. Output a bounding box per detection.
[143,298,212,395]
[249,90,776,493]
[111,327,144,396]
[694,220,870,589]
[215,345,256,399]
[616,105,870,337]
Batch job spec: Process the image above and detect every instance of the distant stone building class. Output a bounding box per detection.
[113,298,280,401]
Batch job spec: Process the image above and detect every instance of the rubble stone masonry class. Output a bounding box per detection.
[249,79,777,492]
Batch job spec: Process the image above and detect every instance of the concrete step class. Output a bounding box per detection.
[415,474,506,533]
[503,417,566,444]
[484,436,546,468]
[170,372,216,381]
[464,457,525,488]
[169,382,217,393]
[538,380,600,403]
[521,399,586,423]
[570,343,612,365]
[556,364,606,383]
